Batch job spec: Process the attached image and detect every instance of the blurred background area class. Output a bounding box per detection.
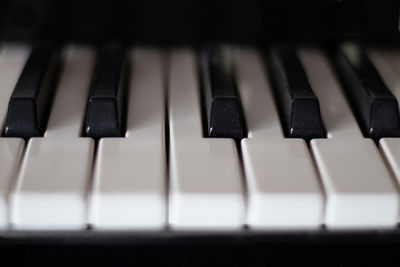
[0,0,399,44]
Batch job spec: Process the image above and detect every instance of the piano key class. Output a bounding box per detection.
[90,48,166,228]
[85,43,127,139]
[380,139,400,191]
[0,45,29,227]
[4,44,60,139]
[334,43,400,140]
[235,48,323,228]
[0,139,24,228]
[10,47,95,229]
[369,48,400,195]
[267,44,325,140]
[367,48,400,114]
[299,47,400,228]
[201,47,246,140]
[168,49,244,228]
[10,139,94,229]
[44,48,97,138]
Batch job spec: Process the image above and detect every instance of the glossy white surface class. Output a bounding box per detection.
[10,138,94,229]
[0,139,24,227]
[10,47,95,229]
[168,49,244,228]
[235,48,323,227]
[299,48,400,228]
[45,47,95,138]
[380,139,400,188]
[90,49,166,228]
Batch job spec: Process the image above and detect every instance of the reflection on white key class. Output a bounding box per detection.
[0,45,29,227]
[168,49,244,228]
[0,139,24,227]
[299,48,399,228]
[380,139,400,191]
[10,47,95,229]
[234,48,323,228]
[90,49,166,228]
[369,48,400,204]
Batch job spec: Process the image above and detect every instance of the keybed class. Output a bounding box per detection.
[1,44,400,229]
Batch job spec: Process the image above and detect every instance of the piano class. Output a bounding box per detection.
[1,0,400,266]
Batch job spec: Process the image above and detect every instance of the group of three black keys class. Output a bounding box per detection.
[3,43,400,143]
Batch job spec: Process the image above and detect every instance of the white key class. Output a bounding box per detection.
[44,47,96,138]
[10,47,95,229]
[0,139,24,227]
[90,48,166,228]
[168,49,244,228]
[11,139,94,229]
[380,139,400,189]
[369,48,400,204]
[299,48,399,228]
[234,48,323,228]
[0,45,29,227]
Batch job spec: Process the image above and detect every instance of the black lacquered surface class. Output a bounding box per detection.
[1,229,400,266]
[268,44,325,140]
[334,44,400,140]
[85,43,126,139]
[4,44,59,139]
[1,0,398,43]
[201,47,246,141]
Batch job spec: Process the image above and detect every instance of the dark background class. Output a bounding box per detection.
[0,0,399,44]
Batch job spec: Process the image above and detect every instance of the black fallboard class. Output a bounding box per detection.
[0,0,399,43]
[0,230,400,266]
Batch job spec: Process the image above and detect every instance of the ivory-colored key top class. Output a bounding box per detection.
[10,139,94,229]
[0,139,24,227]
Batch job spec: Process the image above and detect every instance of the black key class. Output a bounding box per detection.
[334,44,400,140]
[85,43,127,139]
[268,45,325,140]
[4,44,60,139]
[201,47,246,141]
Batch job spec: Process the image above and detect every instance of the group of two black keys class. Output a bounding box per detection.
[3,43,400,142]
[4,43,126,140]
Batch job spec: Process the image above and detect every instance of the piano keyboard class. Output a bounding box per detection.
[1,43,400,230]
